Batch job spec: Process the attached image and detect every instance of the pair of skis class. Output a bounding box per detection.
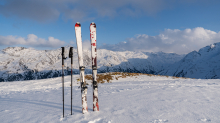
[75,22,99,114]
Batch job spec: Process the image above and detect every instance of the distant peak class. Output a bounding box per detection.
[3,47,27,52]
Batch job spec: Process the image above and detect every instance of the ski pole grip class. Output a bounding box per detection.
[69,47,73,56]
[61,47,65,56]
[61,47,65,65]
[69,47,73,57]
[69,47,73,64]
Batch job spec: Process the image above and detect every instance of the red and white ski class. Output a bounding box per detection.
[75,22,88,114]
[90,22,99,111]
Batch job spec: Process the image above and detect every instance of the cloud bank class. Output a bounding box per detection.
[82,40,91,51]
[1,27,219,54]
[0,34,65,48]
[0,0,217,22]
[101,27,220,54]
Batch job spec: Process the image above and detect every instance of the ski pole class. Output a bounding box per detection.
[61,47,66,118]
[69,47,73,115]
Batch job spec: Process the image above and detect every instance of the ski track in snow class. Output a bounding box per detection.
[0,75,220,123]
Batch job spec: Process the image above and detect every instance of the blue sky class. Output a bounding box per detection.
[0,0,220,54]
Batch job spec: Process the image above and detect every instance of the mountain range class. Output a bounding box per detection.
[0,42,219,82]
[159,42,220,79]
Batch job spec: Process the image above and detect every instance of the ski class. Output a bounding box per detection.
[90,22,99,111]
[75,22,88,114]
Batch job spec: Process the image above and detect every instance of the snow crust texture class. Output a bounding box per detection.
[0,75,220,122]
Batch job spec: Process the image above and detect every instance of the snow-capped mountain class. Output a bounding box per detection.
[0,46,184,82]
[159,42,220,79]
[0,42,219,82]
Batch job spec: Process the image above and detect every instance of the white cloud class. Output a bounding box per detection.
[101,27,220,54]
[82,40,91,51]
[69,41,75,45]
[0,34,65,48]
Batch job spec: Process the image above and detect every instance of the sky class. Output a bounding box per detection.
[0,0,220,54]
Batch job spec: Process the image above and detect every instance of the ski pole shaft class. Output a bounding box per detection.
[62,65,64,118]
[69,47,73,115]
[61,47,65,118]
[71,64,72,115]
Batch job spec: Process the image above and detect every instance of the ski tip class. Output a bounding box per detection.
[75,22,81,27]
[90,22,96,28]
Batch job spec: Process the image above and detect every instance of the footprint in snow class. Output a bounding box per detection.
[199,118,211,122]
[111,89,124,93]
[152,119,168,123]
[113,109,125,115]
[207,83,217,85]
[88,118,101,123]
[117,89,124,92]
[88,118,111,123]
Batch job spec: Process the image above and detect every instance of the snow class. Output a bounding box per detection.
[1,74,220,123]
[0,46,185,82]
[211,44,215,49]
[1,42,220,82]
[160,42,220,79]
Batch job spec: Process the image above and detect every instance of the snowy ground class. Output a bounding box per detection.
[0,75,220,123]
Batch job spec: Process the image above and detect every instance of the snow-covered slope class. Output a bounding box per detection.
[0,47,183,82]
[97,50,184,73]
[0,42,219,81]
[159,42,220,79]
[1,75,220,122]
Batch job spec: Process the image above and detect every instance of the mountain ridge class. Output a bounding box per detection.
[159,42,220,79]
[0,42,219,82]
